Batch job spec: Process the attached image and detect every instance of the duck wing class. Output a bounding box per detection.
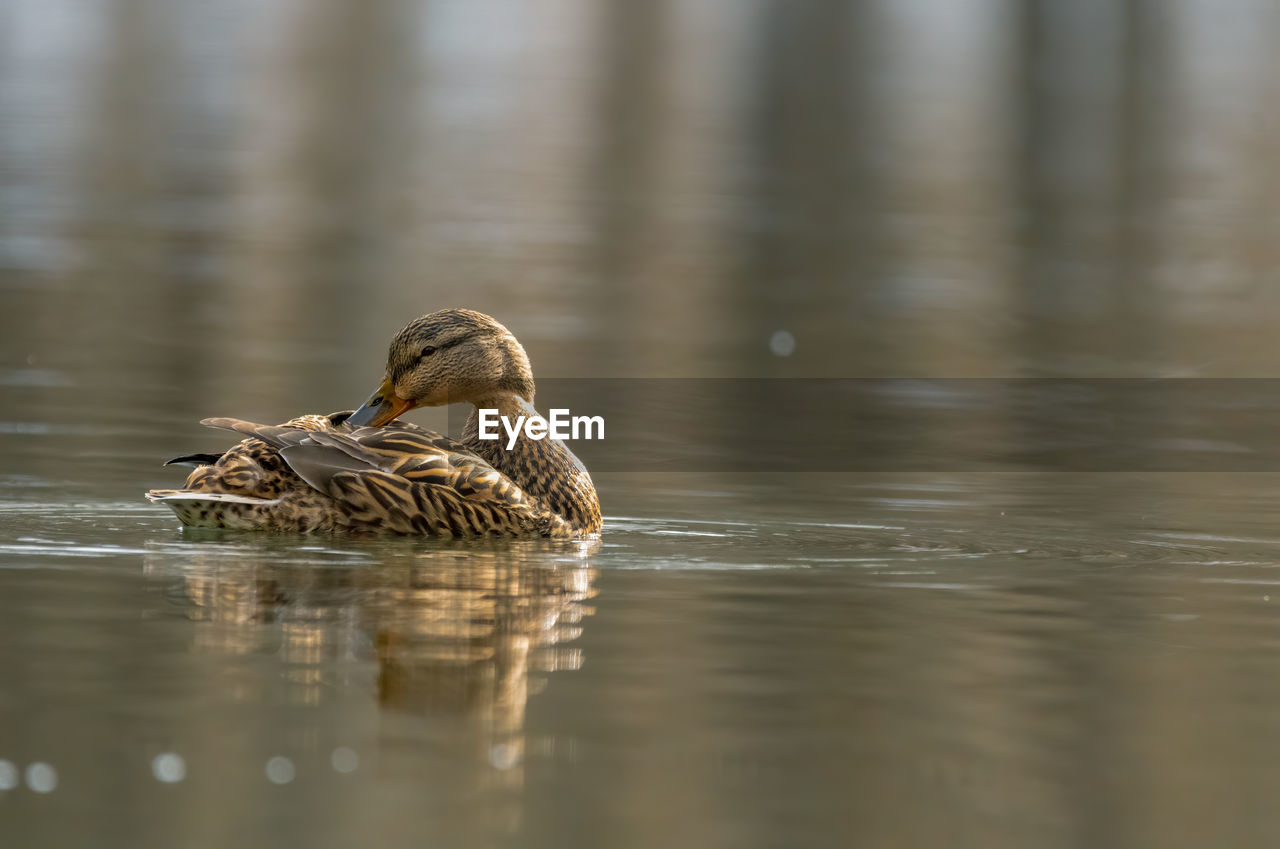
[198,417,564,537]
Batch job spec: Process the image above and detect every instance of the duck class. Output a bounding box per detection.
[146,309,602,538]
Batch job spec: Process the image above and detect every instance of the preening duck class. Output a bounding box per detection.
[146,309,601,538]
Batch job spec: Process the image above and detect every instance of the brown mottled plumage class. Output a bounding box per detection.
[146,310,601,538]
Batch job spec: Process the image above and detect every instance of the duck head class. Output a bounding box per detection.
[347,309,535,427]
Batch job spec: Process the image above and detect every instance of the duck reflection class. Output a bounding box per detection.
[144,538,596,787]
[367,547,595,781]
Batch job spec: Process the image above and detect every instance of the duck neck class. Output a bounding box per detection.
[461,392,599,531]
[461,393,545,474]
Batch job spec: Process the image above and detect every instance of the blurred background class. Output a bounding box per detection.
[6,2,1280,848]
[4,0,1280,395]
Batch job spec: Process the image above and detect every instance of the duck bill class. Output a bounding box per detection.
[347,378,414,427]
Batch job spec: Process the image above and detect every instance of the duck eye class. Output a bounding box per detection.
[420,346,437,358]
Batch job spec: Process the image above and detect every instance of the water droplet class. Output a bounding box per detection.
[330,747,358,773]
[0,760,17,790]
[151,753,186,783]
[769,330,795,357]
[25,762,57,793]
[265,756,295,785]
[488,742,520,770]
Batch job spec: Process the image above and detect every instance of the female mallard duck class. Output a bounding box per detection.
[146,309,601,538]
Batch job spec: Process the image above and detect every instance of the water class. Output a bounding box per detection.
[7,475,1280,848]
[7,1,1280,847]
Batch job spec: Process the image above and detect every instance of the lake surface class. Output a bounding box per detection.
[6,1,1280,847]
[8,463,1280,848]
